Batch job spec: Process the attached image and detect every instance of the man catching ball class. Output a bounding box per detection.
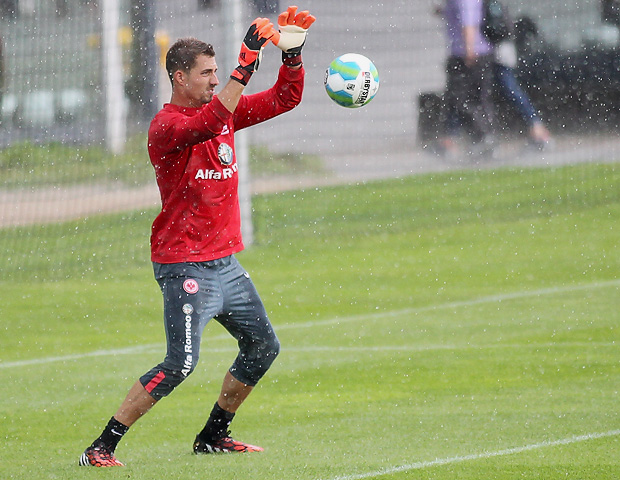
[79,6,315,467]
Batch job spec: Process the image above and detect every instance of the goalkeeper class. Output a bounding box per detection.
[79,6,315,467]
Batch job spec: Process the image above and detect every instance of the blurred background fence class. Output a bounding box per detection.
[0,0,619,276]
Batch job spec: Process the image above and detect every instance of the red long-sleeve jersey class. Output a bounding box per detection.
[148,65,304,263]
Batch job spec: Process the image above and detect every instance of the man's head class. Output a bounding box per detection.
[166,38,219,107]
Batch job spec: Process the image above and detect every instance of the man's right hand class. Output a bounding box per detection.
[231,17,277,86]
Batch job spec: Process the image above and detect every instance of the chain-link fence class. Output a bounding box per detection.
[0,0,619,278]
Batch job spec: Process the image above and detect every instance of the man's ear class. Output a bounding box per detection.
[172,69,186,88]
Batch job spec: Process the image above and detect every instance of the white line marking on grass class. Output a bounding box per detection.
[3,341,616,370]
[2,279,618,370]
[324,429,620,480]
[0,345,160,369]
[287,341,617,354]
[282,278,620,331]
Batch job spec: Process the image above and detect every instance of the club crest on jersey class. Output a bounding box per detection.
[183,278,199,294]
[218,143,234,166]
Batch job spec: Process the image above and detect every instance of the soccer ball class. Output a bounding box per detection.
[324,53,379,108]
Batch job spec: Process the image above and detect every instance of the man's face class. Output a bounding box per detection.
[183,54,219,106]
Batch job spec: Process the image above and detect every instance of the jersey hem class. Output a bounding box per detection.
[150,243,245,264]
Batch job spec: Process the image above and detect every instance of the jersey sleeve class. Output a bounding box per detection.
[149,96,232,155]
[232,64,305,131]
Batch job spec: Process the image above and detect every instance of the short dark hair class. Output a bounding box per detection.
[166,38,216,85]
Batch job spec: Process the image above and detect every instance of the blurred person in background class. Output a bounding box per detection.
[483,0,552,149]
[436,0,496,159]
[435,0,552,155]
[78,6,315,468]
[492,35,553,149]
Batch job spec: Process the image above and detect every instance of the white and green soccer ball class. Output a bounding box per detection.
[324,53,380,108]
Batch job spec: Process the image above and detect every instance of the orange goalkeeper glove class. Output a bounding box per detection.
[272,6,316,67]
[231,17,277,86]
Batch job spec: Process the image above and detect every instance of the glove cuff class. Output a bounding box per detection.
[282,51,302,67]
[231,66,253,86]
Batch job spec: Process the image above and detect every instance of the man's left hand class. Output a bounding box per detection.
[272,6,316,66]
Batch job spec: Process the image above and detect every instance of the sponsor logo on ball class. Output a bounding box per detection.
[356,71,371,104]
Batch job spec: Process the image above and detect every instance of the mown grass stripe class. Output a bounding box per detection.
[2,278,617,369]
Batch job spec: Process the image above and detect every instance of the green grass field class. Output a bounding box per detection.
[1,163,619,479]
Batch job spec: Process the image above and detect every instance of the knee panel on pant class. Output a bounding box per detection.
[139,355,198,401]
[230,332,280,386]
